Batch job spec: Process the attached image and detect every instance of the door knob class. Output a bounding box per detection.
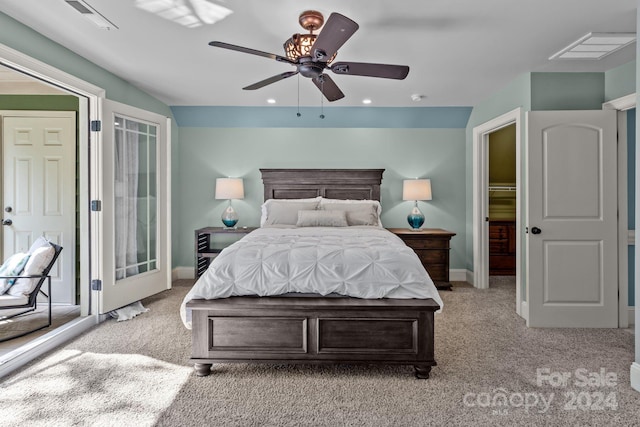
[531,226,541,235]
[2,219,12,226]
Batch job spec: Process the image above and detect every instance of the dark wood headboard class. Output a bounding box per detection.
[260,169,384,201]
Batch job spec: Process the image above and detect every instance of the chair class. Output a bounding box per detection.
[0,243,63,343]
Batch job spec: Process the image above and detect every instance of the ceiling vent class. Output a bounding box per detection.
[549,32,635,60]
[65,0,118,30]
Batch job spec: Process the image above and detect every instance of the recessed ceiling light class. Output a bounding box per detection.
[411,94,425,102]
[362,99,372,104]
[549,32,636,60]
[267,98,276,104]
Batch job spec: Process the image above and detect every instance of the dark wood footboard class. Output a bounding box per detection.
[187,296,439,379]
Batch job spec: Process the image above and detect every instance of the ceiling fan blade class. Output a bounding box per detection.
[209,41,296,65]
[312,74,345,102]
[330,62,410,80]
[243,71,299,90]
[311,13,359,62]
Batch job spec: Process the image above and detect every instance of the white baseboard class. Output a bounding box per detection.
[0,315,100,379]
[450,269,469,283]
[629,307,635,326]
[521,301,529,322]
[631,363,640,393]
[172,267,195,281]
[465,270,474,285]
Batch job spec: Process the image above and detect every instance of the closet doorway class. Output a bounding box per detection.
[487,124,517,279]
[472,107,523,318]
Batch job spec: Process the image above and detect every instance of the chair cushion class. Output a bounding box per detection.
[8,245,55,297]
[0,294,28,307]
[0,252,30,295]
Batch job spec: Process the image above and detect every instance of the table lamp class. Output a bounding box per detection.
[402,179,432,230]
[215,177,244,228]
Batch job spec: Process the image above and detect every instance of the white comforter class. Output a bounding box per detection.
[180,227,443,328]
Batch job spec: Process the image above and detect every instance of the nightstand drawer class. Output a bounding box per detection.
[424,264,448,282]
[400,237,449,250]
[415,249,447,264]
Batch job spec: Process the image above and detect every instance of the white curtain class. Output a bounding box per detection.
[114,119,139,280]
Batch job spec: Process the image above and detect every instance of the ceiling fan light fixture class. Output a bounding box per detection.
[283,10,337,64]
[284,33,317,61]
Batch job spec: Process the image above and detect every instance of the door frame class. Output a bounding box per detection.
[472,107,523,317]
[0,42,104,377]
[603,93,636,328]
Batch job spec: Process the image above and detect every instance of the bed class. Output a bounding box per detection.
[182,169,442,379]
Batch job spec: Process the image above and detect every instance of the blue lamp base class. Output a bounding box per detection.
[221,202,239,229]
[407,204,425,230]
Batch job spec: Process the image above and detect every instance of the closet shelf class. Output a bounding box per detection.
[488,185,516,192]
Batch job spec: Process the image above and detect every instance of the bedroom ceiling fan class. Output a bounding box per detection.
[209,10,410,102]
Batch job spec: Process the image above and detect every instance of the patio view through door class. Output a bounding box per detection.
[97,100,170,314]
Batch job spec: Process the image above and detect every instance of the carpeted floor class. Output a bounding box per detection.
[1,277,639,426]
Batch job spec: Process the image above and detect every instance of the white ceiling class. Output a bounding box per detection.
[0,0,636,107]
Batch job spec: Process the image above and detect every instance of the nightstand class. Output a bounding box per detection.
[195,227,257,278]
[386,228,456,291]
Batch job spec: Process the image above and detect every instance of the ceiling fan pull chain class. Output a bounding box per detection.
[297,74,301,117]
[319,77,325,119]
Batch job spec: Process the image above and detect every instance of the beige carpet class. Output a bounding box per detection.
[1,278,639,426]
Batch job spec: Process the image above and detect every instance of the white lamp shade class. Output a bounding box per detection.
[215,178,244,200]
[403,179,432,201]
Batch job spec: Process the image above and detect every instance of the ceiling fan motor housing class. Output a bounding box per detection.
[298,56,325,78]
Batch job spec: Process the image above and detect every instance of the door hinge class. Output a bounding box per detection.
[90,120,101,132]
[91,279,102,291]
[90,200,102,211]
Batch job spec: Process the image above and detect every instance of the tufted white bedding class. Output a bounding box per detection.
[180,227,443,328]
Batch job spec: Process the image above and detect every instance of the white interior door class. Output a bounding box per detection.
[97,100,171,313]
[2,111,76,304]
[527,110,618,327]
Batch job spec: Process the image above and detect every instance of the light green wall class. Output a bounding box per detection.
[0,12,182,267]
[531,72,605,110]
[176,127,467,268]
[606,60,636,102]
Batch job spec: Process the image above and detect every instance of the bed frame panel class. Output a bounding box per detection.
[189,169,439,378]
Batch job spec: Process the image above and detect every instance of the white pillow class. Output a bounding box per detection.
[260,197,321,226]
[28,235,52,254]
[0,253,31,295]
[8,245,55,297]
[318,198,383,227]
[296,210,348,227]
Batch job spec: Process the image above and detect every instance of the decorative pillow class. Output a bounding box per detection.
[260,197,321,226]
[296,210,348,227]
[8,245,55,297]
[0,253,31,295]
[262,199,320,226]
[319,200,382,227]
[28,235,52,254]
